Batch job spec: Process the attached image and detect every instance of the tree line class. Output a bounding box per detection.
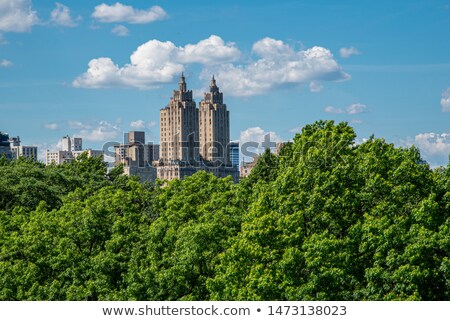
[0,120,449,300]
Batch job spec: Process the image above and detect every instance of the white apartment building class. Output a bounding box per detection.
[46,136,103,165]
[8,136,38,160]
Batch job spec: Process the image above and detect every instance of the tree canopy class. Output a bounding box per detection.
[0,121,449,300]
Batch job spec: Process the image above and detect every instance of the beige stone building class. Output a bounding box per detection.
[160,73,199,164]
[199,76,230,165]
[113,131,158,182]
[156,74,239,182]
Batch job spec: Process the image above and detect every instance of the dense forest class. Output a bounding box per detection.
[0,121,449,300]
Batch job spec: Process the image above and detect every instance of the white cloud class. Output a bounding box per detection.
[351,119,363,124]
[252,37,294,58]
[202,38,350,97]
[0,59,12,67]
[309,81,323,93]
[129,119,158,129]
[346,103,366,114]
[68,120,91,129]
[325,103,366,114]
[73,35,240,89]
[414,132,450,166]
[239,127,283,161]
[325,106,344,114]
[73,36,348,95]
[111,24,129,36]
[178,35,240,65]
[50,2,80,27]
[92,3,168,24]
[240,127,282,147]
[340,46,361,58]
[0,0,38,32]
[72,120,121,141]
[44,123,59,130]
[441,87,450,112]
[130,120,145,129]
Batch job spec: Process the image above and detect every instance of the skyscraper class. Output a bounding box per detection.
[160,73,199,164]
[199,75,230,165]
[156,75,239,182]
[229,142,240,168]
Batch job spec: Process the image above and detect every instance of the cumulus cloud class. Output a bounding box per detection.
[340,46,361,58]
[44,123,59,130]
[70,120,121,141]
[0,0,38,32]
[240,126,281,144]
[238,127,283,162]
[178,35,241,65]
[325,103,366,114]
[111,24,129,36]
[0,59,12,67]
[92,2,168,24]
[130,120,158,129]
[50,2,80,27]
[73,35,241,89]
[252,37,294,58]
[346,103,366,114]
[130,120,145,129]
[414,132,450,166]
[74,35,348,95]
[202,38,350,96]
[441,87,450,112]
[309,81,323,93]
[325,106,344,114]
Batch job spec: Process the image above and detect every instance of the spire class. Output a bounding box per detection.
[179,72,186,92]
[210,74,216,88]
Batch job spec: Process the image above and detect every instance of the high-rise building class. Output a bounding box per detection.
[199,76,230,165]
[229,142,240,168]
[156,75,239,182]
[160,73,199,164]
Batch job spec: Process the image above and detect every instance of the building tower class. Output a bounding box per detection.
[199,75,230,165]
[160,73,199,164]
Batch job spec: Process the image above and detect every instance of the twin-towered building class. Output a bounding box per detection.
[156,74,239,182]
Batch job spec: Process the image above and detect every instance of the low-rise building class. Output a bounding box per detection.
[114,131,159,182]
[46,136,103,165]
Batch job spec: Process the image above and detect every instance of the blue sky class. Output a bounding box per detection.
[1,0,450,166]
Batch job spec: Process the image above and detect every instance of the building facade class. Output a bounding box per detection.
[160,73,199,164]
[114,131,159,182]
[229,142,240,168]
[0,132,13,160]
[0,133,37,161]
[156,75,239,183]
[46,136,103,165]
[199,76,230,165]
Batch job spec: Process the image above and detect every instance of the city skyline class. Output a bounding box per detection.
[1,0,450,167]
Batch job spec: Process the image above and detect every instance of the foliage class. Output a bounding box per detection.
[0,121,449,300]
